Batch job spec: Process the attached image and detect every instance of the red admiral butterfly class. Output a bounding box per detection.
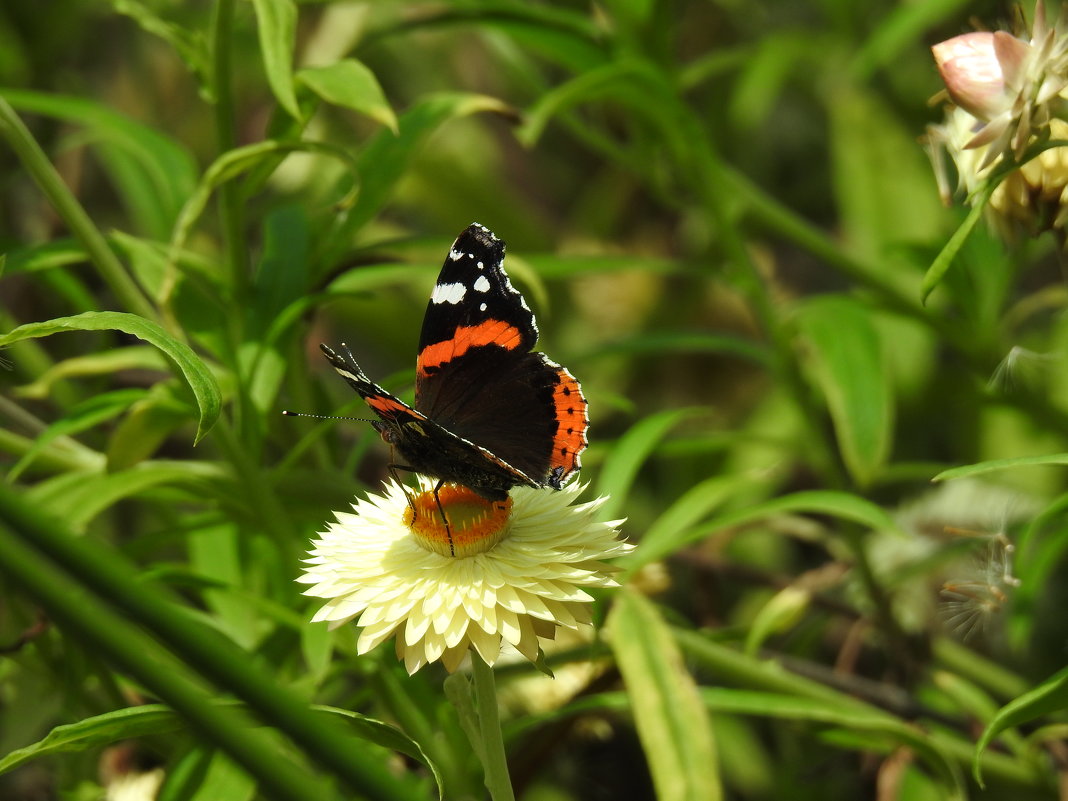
[321,223,588,502]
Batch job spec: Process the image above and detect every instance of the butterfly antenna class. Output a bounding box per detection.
[281,410,375,423]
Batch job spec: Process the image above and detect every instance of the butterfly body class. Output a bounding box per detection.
[322,223,588,502]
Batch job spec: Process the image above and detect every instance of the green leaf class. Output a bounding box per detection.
[297,60,397,133]
[582,330,769,366]
[682,490,901,548]
[607,588,722,801]
[189,752,256,801]
[188,523,260,649]
[974,665,1068,786]
[728,33,812,131]
[106,390,190,471]
[672,634,966,797]
[15,346,167,399]
[252,205,309,334]
[797,295,893,487]
[110,0,211,94]
[7,388,146,482]
[524,254,681,279]
[251,0,300,120]
[322,93,514,273]
[519,60,678,148]
[0,89,198,239]
[388,6,604,74]
[699,688,962,794]
[596,408,703,521]
[27,461,227,533]
[301,622,333,686]
[169,140,359,262]
[160,749,214,801]
[933,453,1068,481]
[744,587,811,656]
[317,705,445,796]
[849,0,974,82]
[5,238,88,275]
[599,0,655,32]
[0,311,221,443]
[829,88,944,263]
[626,474,758,572]
[0,705,183,775]
[0,701,441,799]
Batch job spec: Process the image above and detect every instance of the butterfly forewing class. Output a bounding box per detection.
[415,224,538,402]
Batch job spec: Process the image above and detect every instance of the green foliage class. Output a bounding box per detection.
[2,1,1068,800]
[607,588,721,801]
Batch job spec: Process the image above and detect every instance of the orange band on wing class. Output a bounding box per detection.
[549,369,588,476]
[367,395,412,417]
[417,320,524,375]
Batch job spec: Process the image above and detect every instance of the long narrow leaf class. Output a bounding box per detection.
[596,408,702,521]
[974,665,1068,786]
[934,453,1068,481]
[250,0,300,119]
[797,294,893,487]
[607,589,722,801]
[0,312,221,443]
[169,140,359,262]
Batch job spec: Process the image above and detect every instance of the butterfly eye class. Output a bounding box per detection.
[371,421,394,443]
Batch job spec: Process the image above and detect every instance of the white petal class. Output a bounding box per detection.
[468,625,502,665]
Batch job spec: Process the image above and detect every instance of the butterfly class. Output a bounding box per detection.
[321,223,588,502]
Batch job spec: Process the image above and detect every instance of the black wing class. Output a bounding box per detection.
[413,223,586,485]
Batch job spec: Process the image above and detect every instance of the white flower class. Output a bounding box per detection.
[298,480,631,674]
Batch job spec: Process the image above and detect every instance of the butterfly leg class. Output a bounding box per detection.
[431,478,455,556]
[386,462,417,510]
[387,468,455,555]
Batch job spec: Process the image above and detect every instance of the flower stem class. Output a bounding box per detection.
[471,653,516,801]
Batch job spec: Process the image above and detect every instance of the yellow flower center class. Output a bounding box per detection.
[405,484,513,557]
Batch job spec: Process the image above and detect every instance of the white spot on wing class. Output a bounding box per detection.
[479,302,487,311]
[449,248,463,261]
[431,281,467,304]
[473,275,491,293]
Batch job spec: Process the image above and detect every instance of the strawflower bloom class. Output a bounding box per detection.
[925,5,1068,239]
[298,479,631,674]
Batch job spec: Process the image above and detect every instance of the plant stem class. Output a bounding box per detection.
[0,518,334,801]
[0,97,158,323]
[471,653,516,801]
[210,0,249,300]
[0,482,422,801]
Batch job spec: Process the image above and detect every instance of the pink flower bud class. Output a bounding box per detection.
[932,32,1030,120]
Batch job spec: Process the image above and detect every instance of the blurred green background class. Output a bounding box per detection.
[3,0,1068,799]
